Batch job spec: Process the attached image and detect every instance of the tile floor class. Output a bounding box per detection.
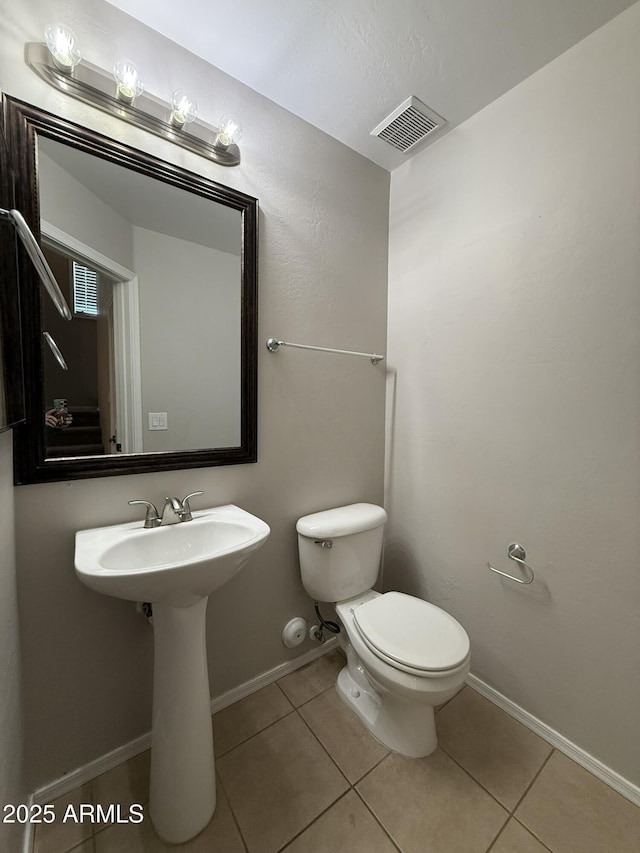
[33,650,640,853]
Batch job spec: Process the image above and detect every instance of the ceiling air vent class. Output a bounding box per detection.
[371,96,445,153]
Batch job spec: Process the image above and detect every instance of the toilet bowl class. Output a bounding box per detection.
[297,503,470,757]
[335,589,470,756]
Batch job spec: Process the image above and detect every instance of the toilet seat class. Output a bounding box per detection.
[351,591,470,676]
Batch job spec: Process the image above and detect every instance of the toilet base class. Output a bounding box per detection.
[336,666,437,758]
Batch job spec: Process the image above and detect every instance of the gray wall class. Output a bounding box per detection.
[0,432,26,852]
[1,0,388,791]
[39,148,135,270]
[386,3,640,787]
[134,228,241,451]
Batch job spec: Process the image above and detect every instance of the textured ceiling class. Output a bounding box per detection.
[106,0,638,171]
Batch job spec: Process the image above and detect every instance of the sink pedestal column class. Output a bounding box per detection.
[149,598,215,843]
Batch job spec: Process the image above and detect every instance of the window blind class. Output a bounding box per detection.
[72,261,99,316]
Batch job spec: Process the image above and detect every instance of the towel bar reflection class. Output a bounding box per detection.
[266,338,385,365]
[0,208,71,319]
[488,543,534,585]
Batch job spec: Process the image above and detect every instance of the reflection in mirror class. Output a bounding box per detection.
[39,137,242,457]
[3,96,257,483]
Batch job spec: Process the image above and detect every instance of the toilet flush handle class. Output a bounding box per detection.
[314,539,333,549]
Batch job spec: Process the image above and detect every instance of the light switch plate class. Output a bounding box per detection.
[148,412,168,430]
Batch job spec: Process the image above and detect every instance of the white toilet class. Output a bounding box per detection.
[297,503,470,757]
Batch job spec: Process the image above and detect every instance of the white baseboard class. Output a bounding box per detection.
[30,639,337,807]
[466,673,640,808]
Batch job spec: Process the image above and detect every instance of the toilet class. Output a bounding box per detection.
[297,503,470,757]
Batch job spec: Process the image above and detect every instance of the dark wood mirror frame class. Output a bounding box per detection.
[0,121,26,434]
[2,95,258,484]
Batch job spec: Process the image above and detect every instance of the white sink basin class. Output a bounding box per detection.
[75,504,270,607]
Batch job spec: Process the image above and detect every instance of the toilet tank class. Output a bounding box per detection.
[296,503,387,602]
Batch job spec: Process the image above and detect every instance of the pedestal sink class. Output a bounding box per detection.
[74,504,270,843]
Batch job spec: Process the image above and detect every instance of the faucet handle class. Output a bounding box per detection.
[128,499,160,529]
[181,491,204,520]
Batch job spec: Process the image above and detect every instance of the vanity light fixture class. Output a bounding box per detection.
[27,28,241,166]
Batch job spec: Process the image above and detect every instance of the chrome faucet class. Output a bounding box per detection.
[128,491,204,528]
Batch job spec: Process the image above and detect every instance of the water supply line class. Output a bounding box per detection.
[310,601,341,643]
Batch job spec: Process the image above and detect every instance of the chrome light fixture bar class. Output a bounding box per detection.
[26,41,241,167]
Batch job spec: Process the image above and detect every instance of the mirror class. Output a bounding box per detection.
[2,96,257,483]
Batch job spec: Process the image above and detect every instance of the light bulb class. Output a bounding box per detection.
[44,24,81,73]
[113,59,144,104]
[170,90,197,128]
[216,114,242,148]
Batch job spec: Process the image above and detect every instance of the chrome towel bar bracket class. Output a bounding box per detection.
[488,543,535,585]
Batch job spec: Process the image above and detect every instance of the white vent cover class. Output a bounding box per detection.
[371,96,445,153]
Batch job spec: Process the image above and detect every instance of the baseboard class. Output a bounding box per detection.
[466,673,640,807]
[30,639,337,807]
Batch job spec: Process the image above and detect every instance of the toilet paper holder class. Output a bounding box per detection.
[488,543,535,585]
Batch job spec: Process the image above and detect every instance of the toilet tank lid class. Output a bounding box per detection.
[296,503,387,538]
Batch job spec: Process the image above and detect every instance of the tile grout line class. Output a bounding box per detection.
[352,786,404,853]
[510,814,555,853]
[213,706,298,758]
[483,814,514,853]
[273,679,297,706]
[214,772,250,853]
[294,682,334,711]
[510,747,555,815]
[483,747,557,853]
[294,706,352,787]
[507,749,557,852]
[273,790,353,853]
[436,742,514,815]
[434,684,466,716]
[353,747,393,786]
